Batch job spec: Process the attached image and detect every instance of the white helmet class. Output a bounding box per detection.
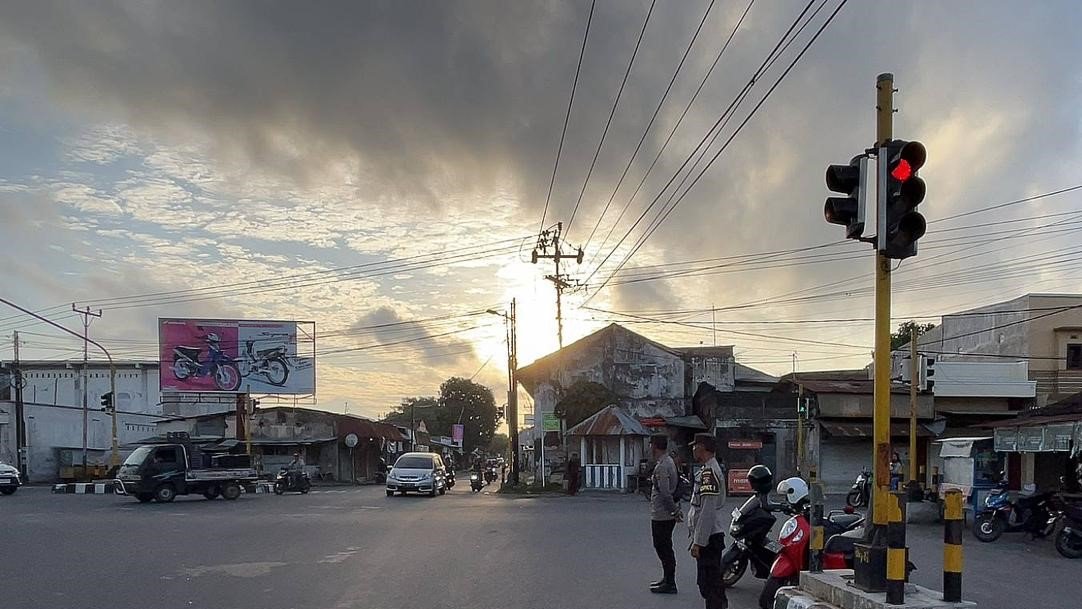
[777,477,809,506]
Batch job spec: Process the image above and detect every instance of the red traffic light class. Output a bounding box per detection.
[891,159,912,182]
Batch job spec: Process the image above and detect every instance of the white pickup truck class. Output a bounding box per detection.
[114,443,257,503]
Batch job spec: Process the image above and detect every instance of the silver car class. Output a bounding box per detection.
[0,461,21,495]
[386,452,447,497]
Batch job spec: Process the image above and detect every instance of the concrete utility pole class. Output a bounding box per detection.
[12,331,27,479]
[531,222,584,349]
[72,304,101,473]
[909,326,919,487]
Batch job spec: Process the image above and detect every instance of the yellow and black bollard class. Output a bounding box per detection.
[886,491,907,604]
[943,489,964,602]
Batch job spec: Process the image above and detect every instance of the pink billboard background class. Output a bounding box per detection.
[159,319,240,392]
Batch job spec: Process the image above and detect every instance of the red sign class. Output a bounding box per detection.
[728,468,753,495]
[728,440,763,450]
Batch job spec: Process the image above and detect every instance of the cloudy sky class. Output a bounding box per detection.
[1,1,1080,420]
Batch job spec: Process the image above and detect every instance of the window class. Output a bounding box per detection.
[1068,344,1082,370]
[155,447,179,463]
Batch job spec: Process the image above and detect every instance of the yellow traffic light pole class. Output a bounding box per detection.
[872,72,894,532]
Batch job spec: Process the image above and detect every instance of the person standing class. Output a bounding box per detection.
[649,434,680,594]
[566,453,581,496]
[890,452,902,491]
[688,433,727,609]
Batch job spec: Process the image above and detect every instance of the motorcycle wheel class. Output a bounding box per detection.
[846,490,863,508]
[973,514,1004,542]
[1055,529,1082,559]
[214,364,241,391]
[172,357,192,380]
[721,556,748,587]
[264,358,289,386]
[274,482,285,495]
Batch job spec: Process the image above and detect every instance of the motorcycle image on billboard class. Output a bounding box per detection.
[159,319,315,394]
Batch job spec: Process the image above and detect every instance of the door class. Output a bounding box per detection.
[149,446,185,484]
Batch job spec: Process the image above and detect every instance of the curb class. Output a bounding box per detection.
[52,481,117,494]
[774,586,841,609]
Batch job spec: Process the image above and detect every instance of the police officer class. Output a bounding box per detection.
[688,432,727,609]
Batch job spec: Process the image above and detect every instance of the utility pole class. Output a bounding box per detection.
[12,331,27,479]
[531,222,584,349]
[712,305,717,346]
[909,326,919,488]
[488,300,520,486]
[72,304,101,474]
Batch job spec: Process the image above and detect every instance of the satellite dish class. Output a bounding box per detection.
[344,433,359,448]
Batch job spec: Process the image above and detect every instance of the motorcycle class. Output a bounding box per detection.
[238,337,290,386]
[758,500,810,609]
[724,496,864,588]
[1053,498,1082,558]
[470,473,483,492]
[484,467,497,485]
[171,333,241,391]
[445,470,456,490]
[274,469,311,494]
[973,482,1056,542]
[846,467,870,508]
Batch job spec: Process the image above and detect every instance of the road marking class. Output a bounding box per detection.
[318,550,358,564]
[181,561,287,579]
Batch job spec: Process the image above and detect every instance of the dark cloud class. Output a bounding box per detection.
[351,306,474,365]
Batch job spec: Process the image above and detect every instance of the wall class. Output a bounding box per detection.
[688,355,735,393]
[816,393,933,419]
[16,363,160,413]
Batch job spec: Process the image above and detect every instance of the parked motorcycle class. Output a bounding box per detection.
[171,333,241,391]
[973,482,1056,542]
[470,473,483,492]
[238,337,290,386]
[1053,497,1082,558]
[758,478,811,609]
[846,467,871,508]
[274,469,311,494]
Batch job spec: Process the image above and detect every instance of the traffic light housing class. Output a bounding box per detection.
[919,355,936,391]
[100,391,114,413]
[880,140,927,259]
[497,405,506,420]
[824,155,868,239]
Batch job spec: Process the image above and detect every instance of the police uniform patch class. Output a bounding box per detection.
[698,467,720,496]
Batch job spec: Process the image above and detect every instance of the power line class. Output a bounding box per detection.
[930,184,1082,225]
[566,0,657,233]
[538,0,596,235]
[578,0,720,249]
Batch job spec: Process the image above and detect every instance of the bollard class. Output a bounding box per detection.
[943,489,963,602]
[809,488,825,572]
[886,491,907,604]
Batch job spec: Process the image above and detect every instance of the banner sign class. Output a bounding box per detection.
[451,424,464,447]
[159,318,315,394]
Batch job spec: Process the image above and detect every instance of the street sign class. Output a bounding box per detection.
[344,433,359,448]
[542,413,560,432]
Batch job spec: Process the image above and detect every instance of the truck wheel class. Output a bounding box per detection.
[202,487,220,500]
[154,484,177,503]
[135,493,154,503]
[221,482,242,501]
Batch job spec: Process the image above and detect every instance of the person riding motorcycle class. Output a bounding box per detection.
[287,452,306,487]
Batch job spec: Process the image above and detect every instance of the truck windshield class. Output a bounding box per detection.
[123,446,153,466]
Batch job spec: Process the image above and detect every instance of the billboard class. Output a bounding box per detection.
[159,318,315,394]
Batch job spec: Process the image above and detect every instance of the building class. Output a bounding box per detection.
[153,406,404,483]
[903,293,1082,407]
[985,392,1082,491]
[0,360,162,482]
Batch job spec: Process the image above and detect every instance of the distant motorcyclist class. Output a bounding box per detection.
[288,452,306,486]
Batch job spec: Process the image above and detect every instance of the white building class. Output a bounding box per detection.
[0,360,162,482]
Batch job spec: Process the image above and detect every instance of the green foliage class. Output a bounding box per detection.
[891,321,936,350]
[556,380,620,428]
[488,432,509,456]
[439,377,498,456]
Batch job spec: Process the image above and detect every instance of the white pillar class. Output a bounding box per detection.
[619,435,626,489]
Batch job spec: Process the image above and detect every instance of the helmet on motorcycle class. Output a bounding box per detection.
[777,477,809,506]
[746,465,774,494]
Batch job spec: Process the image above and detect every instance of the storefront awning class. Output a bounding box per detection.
[820,420,934,438]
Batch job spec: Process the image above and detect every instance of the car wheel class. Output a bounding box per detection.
[154,484,176,503]
[386,490,395,497]
[221,482,242,501]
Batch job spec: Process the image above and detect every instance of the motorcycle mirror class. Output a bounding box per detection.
[843,505,855,514]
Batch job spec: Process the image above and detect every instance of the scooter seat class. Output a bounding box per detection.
[175,346,202,359]
[829,513,863,529]
[824,528,863,554]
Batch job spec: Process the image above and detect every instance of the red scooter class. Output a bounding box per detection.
[758,478,812,609]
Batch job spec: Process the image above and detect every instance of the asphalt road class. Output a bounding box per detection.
[1,485,1078,609]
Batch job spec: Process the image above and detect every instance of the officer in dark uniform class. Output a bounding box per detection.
[687,432,727,609]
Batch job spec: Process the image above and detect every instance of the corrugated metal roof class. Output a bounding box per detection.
[820,420,934,438]
[664,415,708,430]
[567,405,651,437]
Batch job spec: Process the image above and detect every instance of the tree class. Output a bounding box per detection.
[556,380,621,428]
[438,377,498,456]
[488,433,509,456]
[891,321,936,350]
[382,397,452,436]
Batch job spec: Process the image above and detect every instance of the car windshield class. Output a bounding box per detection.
[394,456,432,470]
[122,446,154,466]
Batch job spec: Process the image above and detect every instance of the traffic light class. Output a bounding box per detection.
[497,405,505,420]
[100,391,114,413]
[919,355,936,391]
[880,140,927,259]
[797,397,808,417]
[824,155,869,239]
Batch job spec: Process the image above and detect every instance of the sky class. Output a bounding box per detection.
[1,1,1081,422]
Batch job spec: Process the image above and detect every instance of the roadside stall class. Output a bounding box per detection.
[934,436,1003,517]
